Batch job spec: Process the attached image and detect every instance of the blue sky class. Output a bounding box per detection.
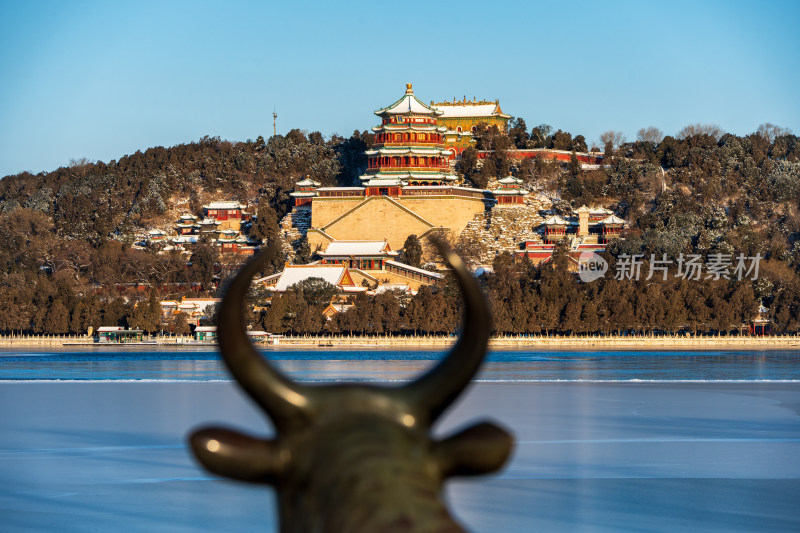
[1,0,798,177]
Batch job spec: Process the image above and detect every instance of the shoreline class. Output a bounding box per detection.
[0,334,799,350]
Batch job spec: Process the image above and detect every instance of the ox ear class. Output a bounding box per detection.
[189,427,287,484]
[432,421,513,478]
[217,245,313,432]
[403,238,491,422]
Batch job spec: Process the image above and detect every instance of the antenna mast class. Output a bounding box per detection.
[273,108,278,138]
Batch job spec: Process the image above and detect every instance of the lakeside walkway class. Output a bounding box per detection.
[1,333,799,350]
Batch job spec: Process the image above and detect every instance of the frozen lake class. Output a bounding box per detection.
[1,348,799,531]
[1,346,799,381]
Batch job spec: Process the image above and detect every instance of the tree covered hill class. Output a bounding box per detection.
[0,123,798,335]
[0,131,372,244]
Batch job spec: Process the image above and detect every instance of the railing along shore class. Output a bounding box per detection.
[0,333,799,349]
[272,334,800,349]
[0,334,196,346]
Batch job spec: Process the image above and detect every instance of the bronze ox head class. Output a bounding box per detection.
[189,242,513,533]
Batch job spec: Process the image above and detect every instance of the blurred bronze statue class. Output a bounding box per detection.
[189,241,513,533]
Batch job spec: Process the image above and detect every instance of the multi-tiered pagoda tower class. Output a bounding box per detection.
[360,83,456,195]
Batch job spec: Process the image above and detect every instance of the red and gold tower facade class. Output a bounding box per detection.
[360,83,456,195]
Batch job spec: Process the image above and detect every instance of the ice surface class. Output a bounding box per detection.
[1,381,799,532]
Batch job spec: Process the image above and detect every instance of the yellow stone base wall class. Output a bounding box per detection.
[308,195,485,250]
[311,198,363,228]
[400,197,484,237]
[306,229,334,252]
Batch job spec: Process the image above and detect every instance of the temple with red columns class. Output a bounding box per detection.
[360,83,457,194]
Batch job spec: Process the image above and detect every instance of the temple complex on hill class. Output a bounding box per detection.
[296,84,489,252]
[517,206,626,266]
[431,97,511,155]
[148,201,258,256]
[282,83,626,275]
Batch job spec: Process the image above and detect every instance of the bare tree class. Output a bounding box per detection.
[636,127,664,144]
[757,123,792,143]
[599,130,626,154]
[67,158,96,179]
[676,123,723,141]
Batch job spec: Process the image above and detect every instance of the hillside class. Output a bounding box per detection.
[0,124,799,335]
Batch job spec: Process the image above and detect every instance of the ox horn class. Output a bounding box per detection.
[217,245,312,430]
[402,238,491,422]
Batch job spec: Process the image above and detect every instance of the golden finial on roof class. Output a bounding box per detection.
[405,83,413,94]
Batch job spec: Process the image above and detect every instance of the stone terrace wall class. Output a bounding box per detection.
[279,190,552,265]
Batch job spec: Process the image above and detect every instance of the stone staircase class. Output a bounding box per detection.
[278,207,312,262]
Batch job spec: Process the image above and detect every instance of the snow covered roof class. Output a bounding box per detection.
[599,214,626,225]
[543,215,568,225]
[365,178,405,187]
[399,185,483,192]
[386,260,444,280]
[320,240,396,257]
[181,298,220,312]
[361,169,455,178]
[444,129,474,136]
[253,272,282,284]
[204,201,244,210]
[431,100,510,119]
[290,191,317,197]
[437,104,496,117]
[493,189,528,196]
[272,265,349,292]
[324,303,355,314]
[371,284,411,295]
[365,148,451,156]
[374,124,440,132]
[401,185,457,190]
[375,84,442,117]
[296,178,321,187]
[498,176,523,185]
[317,187,365,192]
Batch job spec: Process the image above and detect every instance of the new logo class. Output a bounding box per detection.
[577,252,608,282]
